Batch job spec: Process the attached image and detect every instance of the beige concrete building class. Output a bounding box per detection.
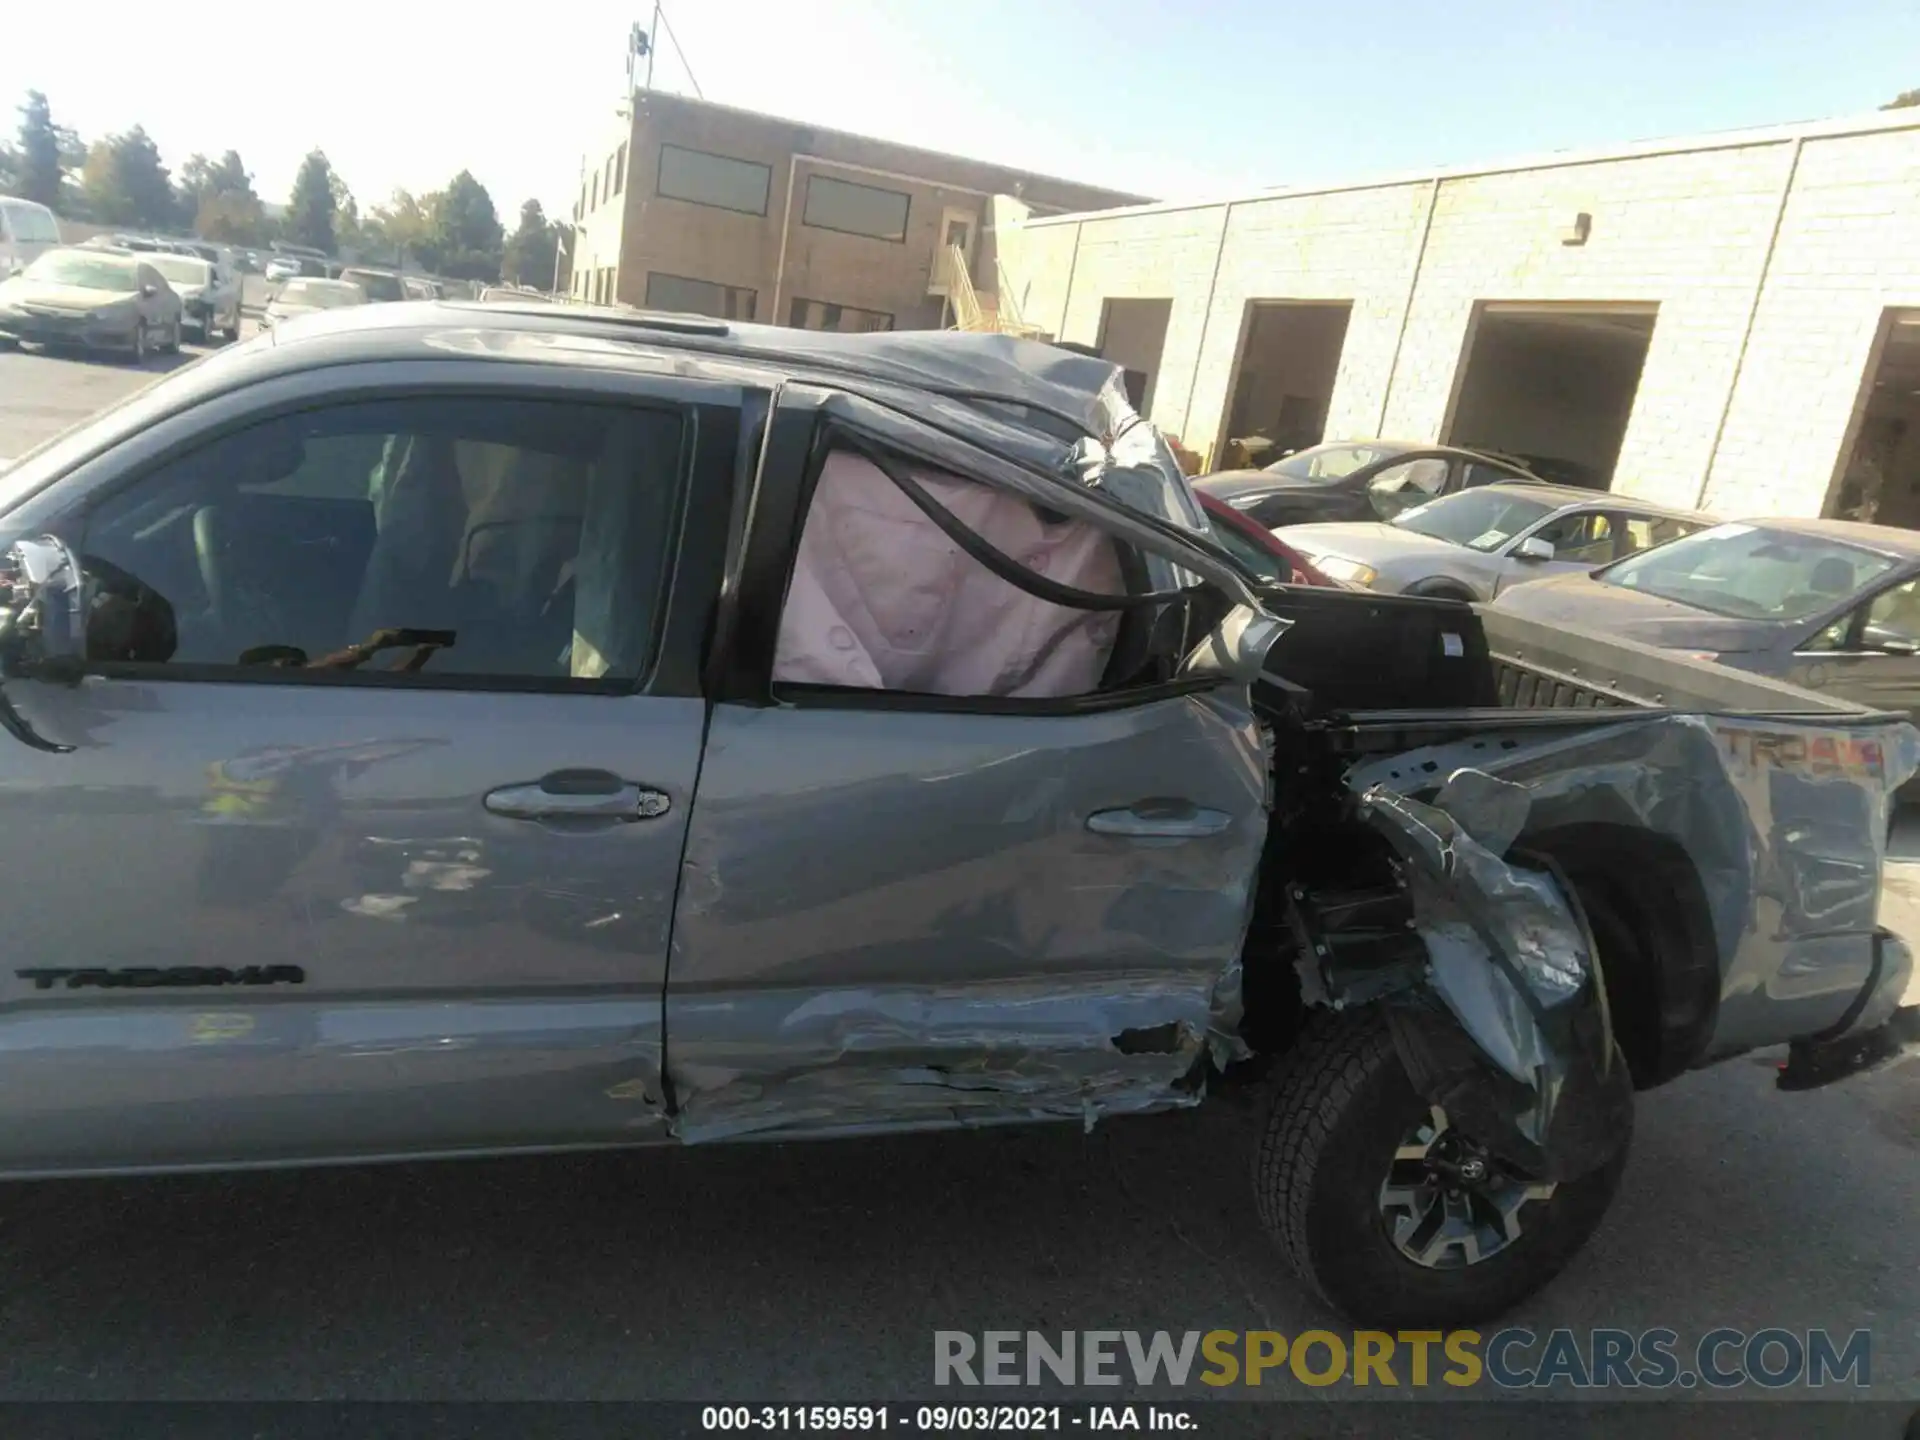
[996,107,1920,526]
[567,91,1144,335]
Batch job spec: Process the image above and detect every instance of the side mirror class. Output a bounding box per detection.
[139,283,157,298]
[1876,636,1918,657]
[0,537,87,679]
[1514,536,1556,563]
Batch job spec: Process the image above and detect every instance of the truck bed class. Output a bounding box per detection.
[1253,587,1900,736]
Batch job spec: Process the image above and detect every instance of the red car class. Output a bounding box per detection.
[1196,489,1345,587]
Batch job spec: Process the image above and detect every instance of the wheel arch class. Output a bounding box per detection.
[1519,820,1721,1087]
[1403,577,1478,602]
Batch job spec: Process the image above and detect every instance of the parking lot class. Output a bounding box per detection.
[0,342,1914,1413]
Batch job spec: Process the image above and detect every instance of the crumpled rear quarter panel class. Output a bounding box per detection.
[1349,710,1919,1058]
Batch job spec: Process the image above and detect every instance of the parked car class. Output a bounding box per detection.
[336,267,407,303]
[0,245,182,360]
[1281,482,1712,600]
[479,284,552,303]
[258,276,370,329]
[264,254,330,283]
[401,276,442,300]
[143,251,242,344]
[1195,489,1345,587]
[0,315,1907,1332]
[1195,440,1563,529]
[1491,516,1920,721]
[0,196,61,278]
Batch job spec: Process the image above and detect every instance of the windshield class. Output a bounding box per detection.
[147,255,211,287]
[341,270,405,301]
[1600,523,1900,620]
[1267,441,1406,480]
[21,250,138,292]
[275,279,365,308]
[1392,489,1557,552]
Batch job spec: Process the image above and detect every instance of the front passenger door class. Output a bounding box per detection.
[1789,579,1920,720]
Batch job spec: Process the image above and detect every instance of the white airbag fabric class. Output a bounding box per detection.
[773,450,1123,698]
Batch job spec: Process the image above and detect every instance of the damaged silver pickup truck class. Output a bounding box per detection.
[0,308,1912,1329]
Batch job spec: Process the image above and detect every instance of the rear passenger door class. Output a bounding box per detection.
[0,363,740,1173]
[666,397,1269,1141]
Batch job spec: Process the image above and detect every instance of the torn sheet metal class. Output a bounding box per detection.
[666,973,1233,1143]
[1346,709,1920,1063]
[1351,775,1624,1174]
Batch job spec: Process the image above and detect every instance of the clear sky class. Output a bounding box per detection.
[6,0,1919,220]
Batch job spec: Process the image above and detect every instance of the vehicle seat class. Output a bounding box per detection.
[1810,557,1856,596]
[347,433,469,642]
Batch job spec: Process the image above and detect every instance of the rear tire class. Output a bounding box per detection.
[1253,1007,1628,1329]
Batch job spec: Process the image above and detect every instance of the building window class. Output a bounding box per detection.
[656,145,771,216]
[788,297,894,333]
[646,271,757,321]
[613,143,627,196]
[802,174,910,242]
[590,171,600,211]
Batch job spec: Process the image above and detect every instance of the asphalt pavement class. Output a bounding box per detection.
[0,344,1913,1419]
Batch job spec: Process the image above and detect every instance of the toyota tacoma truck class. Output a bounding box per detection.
[0,307,1910,1329]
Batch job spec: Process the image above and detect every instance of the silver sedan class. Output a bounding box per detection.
[1280,481,1712,601]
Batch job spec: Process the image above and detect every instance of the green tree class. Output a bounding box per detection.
[79,127,174,229]
[502,198,559,286]
[175,151,214,229]
[366,188,437,267]
[286,149,338,253]
[187,149,266,241]
[15,91,79,211]
[425,170,504,281]
[1886,88,1920,109]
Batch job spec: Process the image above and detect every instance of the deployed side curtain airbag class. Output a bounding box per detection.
[773,449,1124,698]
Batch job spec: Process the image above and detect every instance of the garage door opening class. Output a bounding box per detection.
[1829,310,1920,529]
[1217,301,1352,470]
[1444,304,1657,489]
[1096,298,1172,414]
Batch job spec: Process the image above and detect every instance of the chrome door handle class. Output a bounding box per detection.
[1086,801,1233,840]
[484,771,670,823]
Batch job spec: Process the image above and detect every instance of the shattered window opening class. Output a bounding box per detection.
[771,438,1206,702]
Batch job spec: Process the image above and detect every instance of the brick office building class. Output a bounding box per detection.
[996,108,1920,526]
[567,90,1144,335]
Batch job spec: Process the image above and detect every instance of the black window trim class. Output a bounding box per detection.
[1797,568,1920,656]
[27,362,748,702]
[655,143,772,218]
[800,173,911,245]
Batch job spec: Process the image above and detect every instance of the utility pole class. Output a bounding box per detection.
[644,7,659,91]
[550,226,569,296]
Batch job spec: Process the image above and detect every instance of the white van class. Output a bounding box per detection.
[0,197,62,277]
